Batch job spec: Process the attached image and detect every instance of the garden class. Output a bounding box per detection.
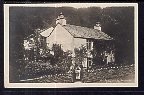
[10,42,135,83]
[17,62,134,83]
[82,64,135,83]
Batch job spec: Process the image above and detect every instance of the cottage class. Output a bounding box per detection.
[24,12,115,68]
[39,12,114,68]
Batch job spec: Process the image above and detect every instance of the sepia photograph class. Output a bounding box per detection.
[4,3,138,88]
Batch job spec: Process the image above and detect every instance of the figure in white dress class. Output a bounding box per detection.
[107,53,111,64]
[75,66,81,80]
[106,50,115,64]
[111,50,115,63]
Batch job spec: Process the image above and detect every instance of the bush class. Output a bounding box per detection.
[16,44,73,80]
[74,45,87,66]
[19,61,70,80]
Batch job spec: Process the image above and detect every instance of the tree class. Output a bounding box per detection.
[101,7,134,64]
[51,44,73,71]
[74,45,87,67]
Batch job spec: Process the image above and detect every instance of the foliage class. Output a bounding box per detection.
[10,43,73,81]
[52,44,73,69]
[51,44,64,65]
[17,44,72,80]
[19,62,69,80]
[91,40,115,65]
[74,45,87,66]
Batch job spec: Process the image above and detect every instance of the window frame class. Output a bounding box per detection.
[87,57,93,67]
[86,39,93,50]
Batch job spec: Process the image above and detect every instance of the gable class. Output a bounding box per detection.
[40,27,54,37]
[48,24,74,38]
[47,24,74,51]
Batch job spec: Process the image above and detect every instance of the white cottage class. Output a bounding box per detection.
[39,12,114,68]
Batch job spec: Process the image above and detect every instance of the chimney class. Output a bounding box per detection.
[94,22,101,31]
[56,12,66,26]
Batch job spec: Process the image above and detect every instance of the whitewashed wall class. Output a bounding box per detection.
[46,24,74,52]
[73,38,86,48]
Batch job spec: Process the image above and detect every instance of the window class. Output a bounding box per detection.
[86,39,93,50]
[87,58,93,67]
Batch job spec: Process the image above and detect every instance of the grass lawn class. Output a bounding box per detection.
[20,73,74,83]
[18,63,135,83]
[82,64,135,83]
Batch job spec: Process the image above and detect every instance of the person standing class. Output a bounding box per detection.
[75,66,81,80]
[111,50,115,64]
[107,53,111,64]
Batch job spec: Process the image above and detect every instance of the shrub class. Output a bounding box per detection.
[20,61,71,80]
[74,45,87,66]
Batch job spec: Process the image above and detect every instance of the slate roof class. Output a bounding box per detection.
[63,24,113,40]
